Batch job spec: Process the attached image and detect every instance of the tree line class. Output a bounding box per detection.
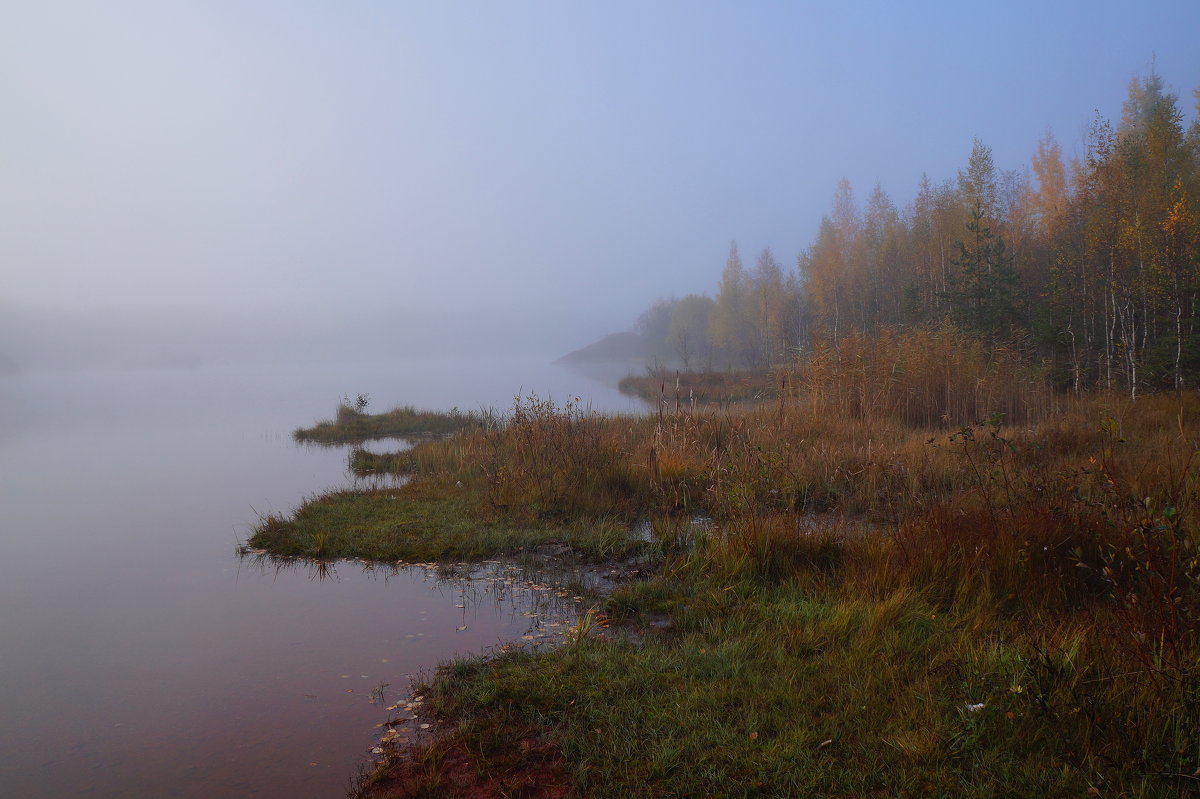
[636,73,1200,396]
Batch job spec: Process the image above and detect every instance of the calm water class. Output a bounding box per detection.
[0,358,640,798]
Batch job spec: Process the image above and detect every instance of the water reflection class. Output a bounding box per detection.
[238,550,588,648]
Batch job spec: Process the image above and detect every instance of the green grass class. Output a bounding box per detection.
[398,536,1197,798]
[247,478,647,562]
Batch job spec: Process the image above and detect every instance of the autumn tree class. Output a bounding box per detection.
[709,242,754,367]
[623,71,1200,394]
[959,139,999,223]
[799,180,860,342]
[668,294,715,370]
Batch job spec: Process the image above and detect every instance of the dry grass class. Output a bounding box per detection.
[294,326,1200,797]
[795,322,1057,427]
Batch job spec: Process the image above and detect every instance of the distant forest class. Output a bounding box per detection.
[636,73,1200,397]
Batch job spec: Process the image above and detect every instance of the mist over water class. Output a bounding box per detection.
[0,357,636,798]
[0,302,626,375]
[3,4,1197,796]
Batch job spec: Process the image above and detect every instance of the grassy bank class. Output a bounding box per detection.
[256,340,1200,797]
[350,390,1200,795]
[397,522,1198,797]
[247,479,644,562]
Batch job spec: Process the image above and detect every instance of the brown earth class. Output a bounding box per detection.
[356,731,569,799]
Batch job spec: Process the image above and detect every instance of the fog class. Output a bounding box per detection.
[0,301,617,373]
[2,2,1199,373]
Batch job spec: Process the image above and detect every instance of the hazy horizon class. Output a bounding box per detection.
[3,2,1199,370]
[0,301,628,373]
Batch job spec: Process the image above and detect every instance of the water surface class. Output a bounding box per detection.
[0,358,637,798]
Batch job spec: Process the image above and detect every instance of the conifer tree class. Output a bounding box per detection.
[943,202,1022,338]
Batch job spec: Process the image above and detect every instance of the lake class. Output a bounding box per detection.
[0,358,641,798]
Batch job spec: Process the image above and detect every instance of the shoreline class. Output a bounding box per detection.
[256,384,1200,797]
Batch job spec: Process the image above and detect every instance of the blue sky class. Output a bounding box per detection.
[2,1,1198,344]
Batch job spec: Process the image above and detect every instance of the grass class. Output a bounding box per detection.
[417,585,1020,797]
[369,504,1200,797]
[247,479,646,563]
[619,368,783,405]
[257,328,1200,797]
[293,399,489,444]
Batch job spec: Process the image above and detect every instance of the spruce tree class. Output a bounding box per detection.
[942,202,1023,338]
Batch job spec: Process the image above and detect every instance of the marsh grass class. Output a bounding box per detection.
[297,330,1200,797]
[247,480,645,562]
[619,368,781,405]
[293,402,491,444]
[402,487,1200,796]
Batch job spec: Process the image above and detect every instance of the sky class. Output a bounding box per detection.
[2,1,1199,357]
